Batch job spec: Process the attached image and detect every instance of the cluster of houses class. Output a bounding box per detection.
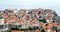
[0,8,60,32]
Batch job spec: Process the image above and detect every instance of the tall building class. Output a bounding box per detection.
[0,14,9,32]
[0,14,4,24]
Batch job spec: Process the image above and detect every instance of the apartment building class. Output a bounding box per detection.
[0,8,60,32]
[0,14,9,32]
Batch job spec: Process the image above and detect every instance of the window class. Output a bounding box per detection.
[39,16,41,18]
[5,24,8,28]
[0,15,3,19]
[8,10,13,13]
[0,25,4,29]
[28,11,32,14]
[44,10,47,12]
[19,25,22,28]
[39,18,46,23]
[0,17,3,19]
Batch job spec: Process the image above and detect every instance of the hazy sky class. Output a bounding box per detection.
[0,0,60,16]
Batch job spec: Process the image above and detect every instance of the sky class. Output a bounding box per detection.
[0,0,60,16]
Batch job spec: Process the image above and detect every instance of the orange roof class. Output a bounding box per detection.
[11,30,24,32]
[32,19,39,24]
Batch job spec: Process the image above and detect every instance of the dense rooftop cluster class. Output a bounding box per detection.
[0,8,60,32]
